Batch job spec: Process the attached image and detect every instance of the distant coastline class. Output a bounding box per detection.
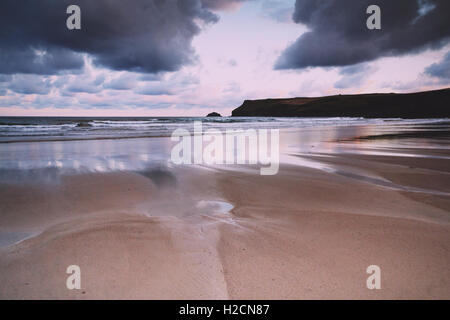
[232,88,450,118]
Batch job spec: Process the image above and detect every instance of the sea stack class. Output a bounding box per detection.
[206,112,222,117]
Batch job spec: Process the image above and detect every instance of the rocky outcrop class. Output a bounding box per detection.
[206,112,222,117]
[231,88,450,118]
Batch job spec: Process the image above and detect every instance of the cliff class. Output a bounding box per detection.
[231,88,450,118]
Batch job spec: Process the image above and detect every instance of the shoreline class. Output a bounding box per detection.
[1,117,448,144]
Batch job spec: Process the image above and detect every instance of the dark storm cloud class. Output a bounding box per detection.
[0,0,247,75]
[0,47,84,75]
[425,51,450,80]
[275,0,450,69]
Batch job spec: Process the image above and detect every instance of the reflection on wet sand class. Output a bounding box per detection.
[280,122,450,197]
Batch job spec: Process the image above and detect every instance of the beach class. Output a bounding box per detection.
[0,118,449,299]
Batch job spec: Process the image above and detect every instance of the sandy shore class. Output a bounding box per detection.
[0,130,449,299]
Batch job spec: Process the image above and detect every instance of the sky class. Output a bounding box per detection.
[0,0,449,117]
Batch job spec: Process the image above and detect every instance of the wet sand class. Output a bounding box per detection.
[0,125,449,299]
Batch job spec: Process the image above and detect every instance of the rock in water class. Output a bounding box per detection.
[206,112,222,117]
[76,122,92,127]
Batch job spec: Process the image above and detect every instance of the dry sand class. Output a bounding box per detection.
[0,140,449,299]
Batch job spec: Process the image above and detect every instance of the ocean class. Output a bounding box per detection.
[0,115,448,180]
[1,116,448,143]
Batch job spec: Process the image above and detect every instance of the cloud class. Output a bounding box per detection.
[202,0,249,11]
[103,74,138,91]
[134,72,198,96]
[0,47,84,75]
[65,82,102,94]
[65,83,102,94]
[0,75,12,82]
[63,74,106,94]
[223,81,241,93]
[261,0,295,23]
[50,71,107,94]
[334,64,375,89]
[275,0,450,69]
[6,75,53,95]
[0,0,249,75]
[425,51,450,79]
[139,74,163,82]
[135,84,173,96]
